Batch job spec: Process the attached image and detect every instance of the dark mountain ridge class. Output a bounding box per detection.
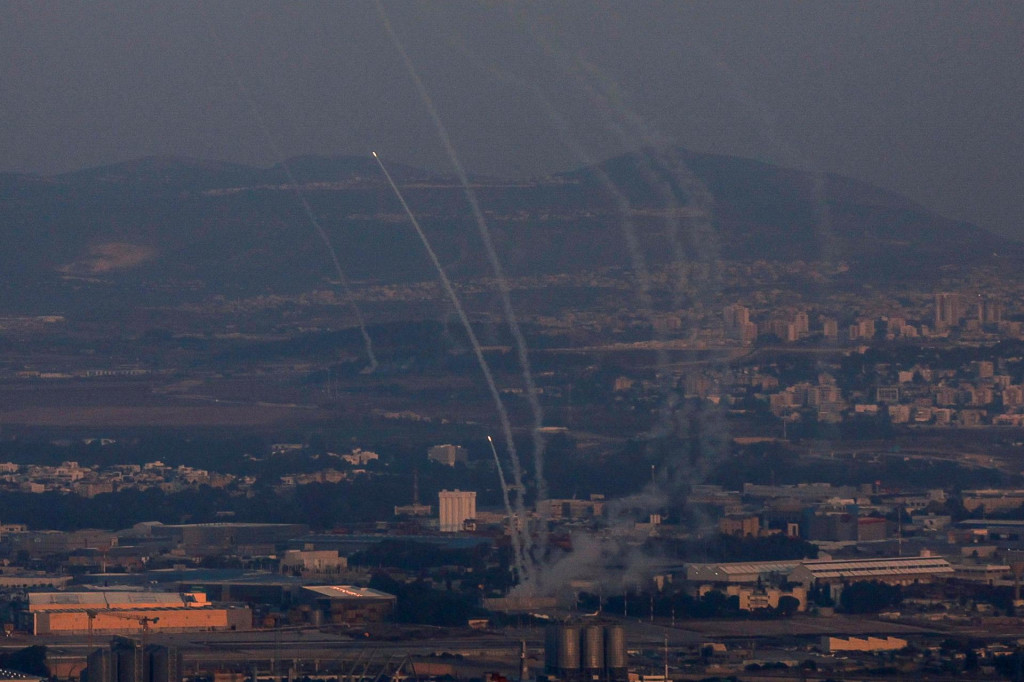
[0,147,1016,313]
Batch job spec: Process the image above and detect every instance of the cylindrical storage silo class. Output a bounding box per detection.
[581,625,604,674]
[556,625,581,673]
[545,625,560,673]
[604,625,628,680]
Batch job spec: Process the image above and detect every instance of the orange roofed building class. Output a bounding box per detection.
[21,591,251,635]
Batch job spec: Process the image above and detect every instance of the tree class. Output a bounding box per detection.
[839,581,901,614]
[0,646,49,677]
[808,582,835,607]
[777,595,800,617]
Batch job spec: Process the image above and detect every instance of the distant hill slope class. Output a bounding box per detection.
[0,148,1017,312]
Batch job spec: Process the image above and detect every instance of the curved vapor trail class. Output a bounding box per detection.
[494,12,730,541]
[564,51,728,491]
[373,151,532,586]
[449,39,691,593]
[374,0,549,563]
[569,55,733,505]
[200,12,378,373]
[489,435,527,584]
[267,150,379,373]
[500,19,687,443]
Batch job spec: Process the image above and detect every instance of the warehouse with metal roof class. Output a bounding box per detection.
[788,555,953,587]
[19,591,250,635]
[685,561,802,584]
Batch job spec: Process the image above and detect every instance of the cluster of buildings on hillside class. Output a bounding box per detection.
[0,461,241,497]
[723,291,1019,347]
[0,443,445,497]
[667,350,1024,427]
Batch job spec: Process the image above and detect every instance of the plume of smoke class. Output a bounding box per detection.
[375,0,550,586]
[451,28,685,597]
[373,151,532,586]
[474,11,734,596]
[515,527,670,602]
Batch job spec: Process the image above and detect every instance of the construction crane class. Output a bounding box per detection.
[84,610,159,651]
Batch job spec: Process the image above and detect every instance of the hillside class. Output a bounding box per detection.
[0,147,1016,314]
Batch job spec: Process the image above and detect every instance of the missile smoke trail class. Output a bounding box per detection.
[200,11,378,373]
[373,151,533,586]
[375,0,549,566]
[501,23,685,451]
[452,48,684,595]
[566,54,729,485]
[461,17,731,590]
[271,155,379,373]
[489,435,528,584]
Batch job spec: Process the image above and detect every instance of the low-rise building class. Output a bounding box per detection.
[21,591,250,635]
[299,585,395,624]
[685,561,802,584]
[788,555,954,588]
[824,636,907,652]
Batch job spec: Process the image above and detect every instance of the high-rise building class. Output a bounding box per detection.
[723,304,751,341]
[793,311,810,336]
[979,298,1003,324]
[934,292,962,330]
[723,304,750,329]
[438,489,476,532]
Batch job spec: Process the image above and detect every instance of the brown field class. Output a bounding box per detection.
[0,404,327,427]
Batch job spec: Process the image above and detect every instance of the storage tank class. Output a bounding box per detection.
[604,625,628,680]
[556,625,581,672]
[581,625,604,673]
[544,625,559,673]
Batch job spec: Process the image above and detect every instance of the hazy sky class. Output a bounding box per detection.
[2,2,1022,239]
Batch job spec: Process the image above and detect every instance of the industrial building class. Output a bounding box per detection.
[149,522,308,556]
[544,624,628,682]
[427,444,468,467]
[788,555,954,588]
[685,560,802,584]
[299,585,396,624]
[546,496,605,521]
[438,489,476,532]
[823,636,907,653]
[20,591,250,635]
[279,549,347,577]
[698,584,807,612]
[84,637,182,682]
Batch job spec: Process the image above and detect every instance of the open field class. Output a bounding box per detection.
[0,404,326,427]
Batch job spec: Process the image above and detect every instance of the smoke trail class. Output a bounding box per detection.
[568,55,728,504]
[488,13,733,555]
[374,0,551,565]
[200,12,378,372]
[489,435,528,585]
[373,151,532,586]
[494,24,694,446]
[448,41,699,593]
